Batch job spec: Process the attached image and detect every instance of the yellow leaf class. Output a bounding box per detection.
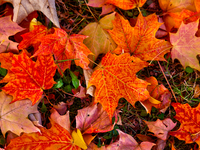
[72,128,87,150]
[29,18,42,31]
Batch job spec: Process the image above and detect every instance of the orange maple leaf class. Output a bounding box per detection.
[169,102,200,146]
[108,13,171,61]
[88,52,150,121]
[6,120,81,150]
[2,52,56,105]
[18,25,53,53]
[31,28,93,74]
[106,0,147,10]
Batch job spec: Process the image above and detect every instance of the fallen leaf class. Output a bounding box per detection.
[88,52,150,121]
[170,19,200,71]
[6,120,82,150]
[194,84,200,98]
[0,91,40,137]
[32,28,93,74]
[2,52,57,105]
[0,16,24,53]
[108,13,171,61]
[79,12,117,63]
[169,102,200,145]
[50,108,71,133]
[144,118,176,140]
[106,129,155,150]
[158,0,196,12]
[1,0,60,27]
[88,0,115,16]
[18,25,53,53]
[76,103,118,134]
[106,0,147,10]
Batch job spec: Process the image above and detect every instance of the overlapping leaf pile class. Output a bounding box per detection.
[1,0,200,149]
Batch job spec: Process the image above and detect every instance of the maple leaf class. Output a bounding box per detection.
[106,129,155,150]
[88,52,150,121]
[158,0,196,12]
[79,12,117,63]
[88,0,115,16]
[2,52,57,105]
[0,16,24,53]
[76,103,119,134]
[108,13,171,61]
[144,118,176,140]
[6,120,82,150]
[0,0,60,27]
[106,0,147,10]
[170,19,200,71]
[31,28,93,74]
[18,25,53,52]
[169,102,200,145]
[0,91,40,137]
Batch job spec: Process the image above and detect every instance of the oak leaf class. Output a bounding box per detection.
[0,16,24,53]
[88,52,150,121]
[144,118,176,140]
[108,13,171,61]
[170,19,200,71]
[106,0,147,10]
[169,102,200,145]
[106,129,155,150]
[79,12,117,63]
[0,0,60,27]
[32,28,93,74]
[2,52,57,105]
[6,120,82,150]
[0,91,40,137]
[76,103,119,134]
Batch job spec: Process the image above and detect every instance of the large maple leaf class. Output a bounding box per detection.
[32,28,93,74]
[6,120,82,150]
[0,16,24,53]
[170,19,200,71]
[108,13,171,61]
[0,0,60,27]
[2,52,57,105]
[88,52,150,121]
[169,102,200,146]
[0,91,40,137]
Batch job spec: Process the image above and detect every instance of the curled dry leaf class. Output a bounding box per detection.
[106,129,155,150]
[1,0,60,27]
[0,91,41,137]
[76,103,119,134]
[145,118,176,140]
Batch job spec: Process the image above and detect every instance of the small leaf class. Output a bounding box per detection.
[0,67,7,76]
[53,78,63,89]
[41,100,47,113]
[63,85,73,93]
[72,128,87,150]
[185,66,194,73]
[70,70,79,89]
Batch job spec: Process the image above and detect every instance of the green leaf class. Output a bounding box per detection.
[63,85,72,93]
[53,78,63,89]
[0,67,7,76]
[69,70,79,89]
[185,66,194,73]
[41,100,47,113]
